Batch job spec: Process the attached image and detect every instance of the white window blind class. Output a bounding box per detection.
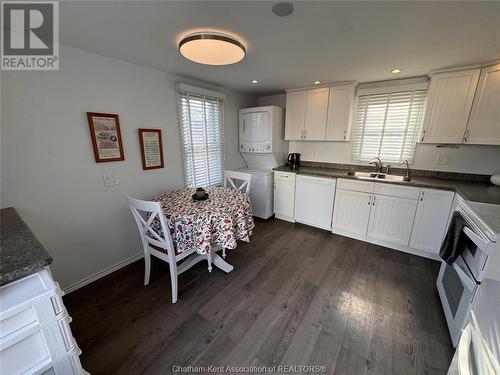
[178,89,224,188]
[351,89,427,164]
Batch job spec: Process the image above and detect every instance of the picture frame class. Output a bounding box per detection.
[138,128,164,170]
[87,112,125,163]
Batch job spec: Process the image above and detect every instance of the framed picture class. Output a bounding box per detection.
[87,112,125,162]
[138,128,164,170]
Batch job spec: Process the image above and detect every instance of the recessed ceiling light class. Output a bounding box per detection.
[251,80,259,84]
[178,33,246,65]
[391,68,402,74]
[313,81,321,85]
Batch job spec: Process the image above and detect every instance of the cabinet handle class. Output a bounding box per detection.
[463,129,470,143]
[372,196,376,206]
[243,120,246,134]
[343,129,346,140]
[420,130,426,142]
[420,191,425,201]
[368,196,372,205]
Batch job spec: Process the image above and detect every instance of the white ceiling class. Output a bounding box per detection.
[60,1,500,95]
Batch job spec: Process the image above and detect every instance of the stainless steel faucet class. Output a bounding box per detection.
[369,157,383,173]
[401,160,411,181]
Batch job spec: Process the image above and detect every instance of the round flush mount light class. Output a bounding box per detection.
[251,80,259,84]
[272,2,294,17]
[313,80,321,85]
[178,33,246,65]
[391,68,402,74]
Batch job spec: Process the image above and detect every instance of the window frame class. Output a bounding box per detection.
[177,84,226,188]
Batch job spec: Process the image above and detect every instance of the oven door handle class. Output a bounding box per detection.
[463,227,489,250]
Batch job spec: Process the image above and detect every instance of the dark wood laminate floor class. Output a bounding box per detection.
[65,219,454,375]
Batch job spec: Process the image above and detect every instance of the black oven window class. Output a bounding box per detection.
[464,235,478,257]
[443,264,464,318]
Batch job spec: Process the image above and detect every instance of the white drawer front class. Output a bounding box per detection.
[274,171,296,182]
[0,307,37,341]
[374,183,420,200]
[337,178,374,193]
[1,329,51,374]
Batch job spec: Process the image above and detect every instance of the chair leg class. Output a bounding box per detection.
[222,248,226,258]
[144,252,151,286]
[168,260,178,303]
[207,253,212,273]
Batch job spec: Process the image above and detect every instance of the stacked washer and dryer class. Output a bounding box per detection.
[237,106,286,219]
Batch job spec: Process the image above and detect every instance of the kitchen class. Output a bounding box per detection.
[1,1,500,374]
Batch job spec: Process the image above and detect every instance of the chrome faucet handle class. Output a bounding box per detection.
[401,160,411,181]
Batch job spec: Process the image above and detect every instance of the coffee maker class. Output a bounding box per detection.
[287,153,301,170]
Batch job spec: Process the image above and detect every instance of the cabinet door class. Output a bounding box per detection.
[294,175,335,230]
[274,179,295,221]
[367,195,417,246]
[410,189,454,254]
[304,87,329,140]
[466,64,500,145]
[421,69,480,144]
[285,91,306,140]
[325,84,355,141]
[332,189,372,235]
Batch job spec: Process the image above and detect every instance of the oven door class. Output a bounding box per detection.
[437,255,479,347]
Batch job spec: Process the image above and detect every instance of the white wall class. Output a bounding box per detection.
[1,45,257,290]
[260,94,500,174]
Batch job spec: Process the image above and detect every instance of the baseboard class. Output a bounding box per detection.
[331,228,441,261]
[63,252,144,294]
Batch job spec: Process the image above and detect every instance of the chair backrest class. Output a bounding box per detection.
[125,194,175,252]
[224,170,251,194]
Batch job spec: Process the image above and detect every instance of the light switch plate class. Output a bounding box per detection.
[436,153,452,165]
[103,173,119,187]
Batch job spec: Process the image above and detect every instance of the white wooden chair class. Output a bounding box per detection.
[224,170,251,195]
[125,195,212,303]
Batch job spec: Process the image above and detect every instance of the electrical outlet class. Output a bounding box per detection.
[103,173,120,187]
[436,154,452,165]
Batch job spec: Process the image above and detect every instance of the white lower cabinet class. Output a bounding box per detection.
[0,269,86,375]
[410,189,455,253]
[367,194,418,246]
[332,189,372,235]
[273,171,296,222]
[294,175,336,230]
[332,178,454,259]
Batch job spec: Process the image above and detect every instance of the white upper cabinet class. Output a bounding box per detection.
[421,68,480,144]
[304,87,329,140]
[285,90,307,140]
[466,64,500,145]
[325,84,355,141]
[285,84,355,141]
[410,189,454,254]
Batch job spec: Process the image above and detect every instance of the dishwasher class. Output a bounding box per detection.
[294,175,336,230]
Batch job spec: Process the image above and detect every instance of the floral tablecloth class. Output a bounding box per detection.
[153,187,254,254]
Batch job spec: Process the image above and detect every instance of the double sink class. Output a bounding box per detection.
[346,170,411,182]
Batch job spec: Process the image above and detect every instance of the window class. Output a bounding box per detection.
[177,84,225,187]
[351,89,427,164]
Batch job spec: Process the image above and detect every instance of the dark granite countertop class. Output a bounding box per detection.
[274,165,500,205]
[1,207,52,286]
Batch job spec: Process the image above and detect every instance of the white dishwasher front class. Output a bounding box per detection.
[294,175,336,230]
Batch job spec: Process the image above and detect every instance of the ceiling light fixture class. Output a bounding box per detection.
[178,33,246,65]
[313,81,321,85]
[391,68,402,74]
[272,2,294,17]
[251,80,259,84]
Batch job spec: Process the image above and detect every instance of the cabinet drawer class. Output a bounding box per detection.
[0,307,37,340]
[337,178,374,193]
[274,171,296,182]
[374,183,420,200]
